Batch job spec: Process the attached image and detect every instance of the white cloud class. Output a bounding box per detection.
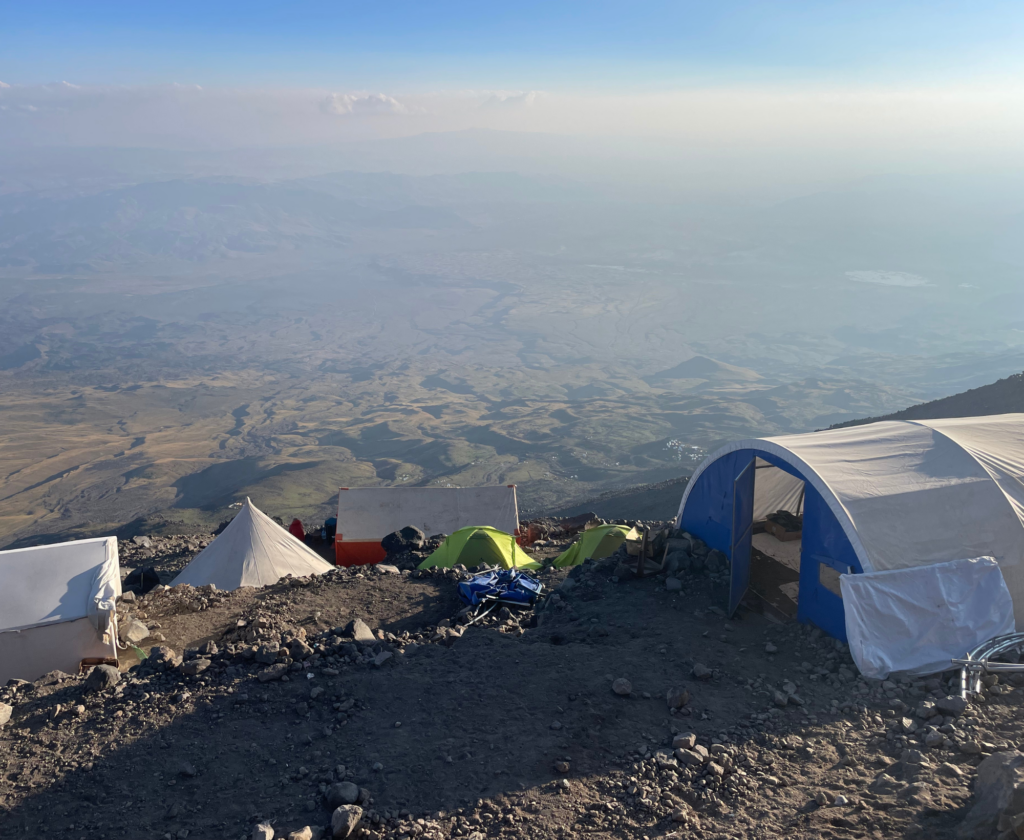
[321,92,412,116]
[845,270,931,287]
[479,90,539,109]
[0,81,10,89]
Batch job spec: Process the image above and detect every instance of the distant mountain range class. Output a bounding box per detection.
[833,370,1024,427]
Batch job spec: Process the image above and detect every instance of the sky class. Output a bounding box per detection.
[2,0,1024,185]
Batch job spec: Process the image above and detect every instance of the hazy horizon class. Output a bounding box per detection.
[2,1,1024,544]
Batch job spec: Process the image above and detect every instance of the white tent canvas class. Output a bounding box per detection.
[171,498,334,591]
[0,536,121,684]
[677,413,1024,675]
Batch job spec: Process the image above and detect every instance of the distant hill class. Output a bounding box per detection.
[645,355,761,384]
[832,370,1024,428]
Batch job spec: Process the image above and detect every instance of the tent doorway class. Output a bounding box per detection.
[747,458,805,620]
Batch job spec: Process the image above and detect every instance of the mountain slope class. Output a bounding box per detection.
[833,370,1024,428]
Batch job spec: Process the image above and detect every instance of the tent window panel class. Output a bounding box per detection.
[819,562,844,597]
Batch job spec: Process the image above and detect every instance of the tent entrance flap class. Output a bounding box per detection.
[729,457,755,616]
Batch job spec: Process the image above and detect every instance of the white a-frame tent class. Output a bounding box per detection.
[0,536,121,684]
[171,498,334,591]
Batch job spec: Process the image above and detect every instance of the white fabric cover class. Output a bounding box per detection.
[0,536,121,683]
[841,557,1015,679]
[336,486,520,541]
[171,498,334,591]
[678,413,1024,624]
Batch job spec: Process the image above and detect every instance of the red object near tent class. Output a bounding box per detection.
[288,519,305,542]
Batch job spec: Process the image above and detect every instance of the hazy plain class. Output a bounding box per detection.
[2,136,1023,546]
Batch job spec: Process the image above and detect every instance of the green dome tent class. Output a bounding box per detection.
[418,526,540,570]
[552,524,639,568]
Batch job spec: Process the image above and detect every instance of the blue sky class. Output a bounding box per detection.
[3,1,1023,88]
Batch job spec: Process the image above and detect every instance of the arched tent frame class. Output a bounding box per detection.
[675,415,1024,642]
[676,441,867,640]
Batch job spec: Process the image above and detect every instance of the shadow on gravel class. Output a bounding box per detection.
[0,573,973,840]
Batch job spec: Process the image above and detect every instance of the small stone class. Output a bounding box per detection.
[672,732,696,750]
[310,687,324,700]
[372,762,383,772]
[924,730,944,748]
[666,686,690,709]
[85,664,120,693]
[707,761,724,777]
[179,659,210,677]
[814,791,832,806]
[939,762,963,778]
[148,646,181,669]
[612,678,632,696]
[258,663,289,682]
[960,740,982,755]
[119,590,137,603]
[935,695,969,717]
[372,651,393,667]
[765,642,778,654]
[346,619,376,643]
[179,761,197,778]
[554,760,570,774]
[0,703,11,726]
[122,619,150,644]
[331,805,363,839]
[325,781,359,808]
[550,721,562,730]
[833,794,849,806]
[287,829,314,840]
[773,690,789,707]
[199,641,218,656]
[676,748,705,766]
[252,823,274,840]
[692,663,712,680]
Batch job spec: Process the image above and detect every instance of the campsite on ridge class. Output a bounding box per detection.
[6,4,1024,839]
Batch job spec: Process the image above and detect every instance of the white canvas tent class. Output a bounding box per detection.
[171,498,334,591]
[335,485,520,565]
[677,414,1024,675]
[0,536,121,684]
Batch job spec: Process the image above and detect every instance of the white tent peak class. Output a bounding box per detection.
[171,498,333,591]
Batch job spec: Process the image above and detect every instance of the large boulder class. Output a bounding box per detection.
[958,751,1024,839]
[331,805,363,839]
[325,781,359,808]
[381,526,425,555]
[85,664,121,693]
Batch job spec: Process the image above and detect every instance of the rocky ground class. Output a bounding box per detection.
[2,528,1024,840]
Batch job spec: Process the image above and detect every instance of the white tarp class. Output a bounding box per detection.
[336,486,520,540]
[678,413,1024,625]
[171,498,334,591]
[841,557,1015,679]
[0,536,121,683]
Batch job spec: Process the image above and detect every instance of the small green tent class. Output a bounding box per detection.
[552,524,639,568]
[418,526,541,570]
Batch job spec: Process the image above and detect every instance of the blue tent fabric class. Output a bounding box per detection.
[679,446,863,640]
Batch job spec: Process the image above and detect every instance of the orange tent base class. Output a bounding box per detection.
[335,538,386,567]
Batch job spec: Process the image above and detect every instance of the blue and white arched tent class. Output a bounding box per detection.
[676,414,1024,642]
